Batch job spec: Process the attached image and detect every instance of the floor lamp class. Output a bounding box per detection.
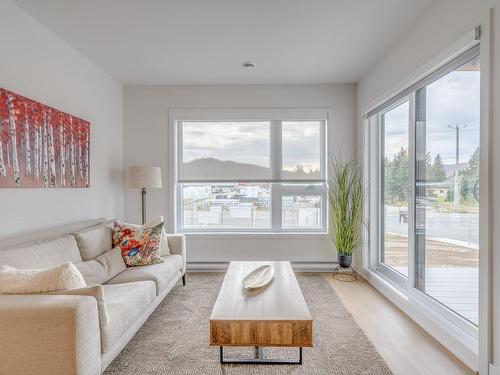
[127,166,162,224]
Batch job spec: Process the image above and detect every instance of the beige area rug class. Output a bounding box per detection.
[104,273,392,375]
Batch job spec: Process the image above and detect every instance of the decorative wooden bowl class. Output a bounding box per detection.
[242,264,274,289]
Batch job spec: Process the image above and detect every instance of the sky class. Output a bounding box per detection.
[384,59,480,165]
[182,121,321,172]
[182,121,270,168]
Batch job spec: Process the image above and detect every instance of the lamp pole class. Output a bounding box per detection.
[141,187,146,225]
[127,166,161,226]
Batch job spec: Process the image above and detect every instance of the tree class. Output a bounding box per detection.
[31,102,43,179]
[7,93,20,187]
[70,116,76,187]
[42,110,49,187]
[47,109,56,188]
[58,114,67,187]
[461,147,480,201]
[446,189,454,202]
[22,101,31,175]
[385,147,409,202]
[83,123,89,187]
[428,154,447,182]
[0,89,8,177]
[460,177,471,200]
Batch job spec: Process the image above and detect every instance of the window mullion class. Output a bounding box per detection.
[270,120,282,230]
[177,121,184,181]
[320,119,327,181]
[408,93,416,289]
[176,121,184,233]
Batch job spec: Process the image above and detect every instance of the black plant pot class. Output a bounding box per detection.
[338,254,352,268]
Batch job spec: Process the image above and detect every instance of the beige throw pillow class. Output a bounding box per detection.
[44,285,109,328]
[74,222,114,261]
[75,246,126,285]
[0,262,86,294]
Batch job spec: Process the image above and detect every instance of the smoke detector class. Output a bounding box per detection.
[242,61,256,68]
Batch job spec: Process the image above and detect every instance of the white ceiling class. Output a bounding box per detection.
[13,0,435,85]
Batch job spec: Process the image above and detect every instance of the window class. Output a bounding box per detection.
[282,195,322,228]
[366,45,480,330]
[414,54,480,325]
[174,110,327,232]
[282,121,321,179]
[381,101,410,278]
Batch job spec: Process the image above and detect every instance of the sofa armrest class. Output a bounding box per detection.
[167,234,186,275]
[0,294,101,375]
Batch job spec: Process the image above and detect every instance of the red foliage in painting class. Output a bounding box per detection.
[0,87,90,188]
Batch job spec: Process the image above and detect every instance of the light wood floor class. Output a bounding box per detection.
[324,274,474,375]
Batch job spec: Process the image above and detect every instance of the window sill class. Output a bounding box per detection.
[363,267,478,370]
[178,231,329,240]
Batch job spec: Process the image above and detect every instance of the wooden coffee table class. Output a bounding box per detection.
[209,261,313,364]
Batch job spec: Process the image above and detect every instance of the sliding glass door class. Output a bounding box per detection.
[415,54,480,325]
[369,45,480,329]
[381,101,410,279]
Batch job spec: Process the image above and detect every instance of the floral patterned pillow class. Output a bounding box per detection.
[112,221,164,267]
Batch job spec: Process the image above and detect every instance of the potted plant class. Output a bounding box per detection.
[328,158,365,268]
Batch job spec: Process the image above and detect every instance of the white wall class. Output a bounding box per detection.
[0,0,124,238]
[357,0,496,372]
[358,0,493,111]
[123,84,356,265]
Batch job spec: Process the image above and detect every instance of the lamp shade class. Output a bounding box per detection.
[127,166,162,189]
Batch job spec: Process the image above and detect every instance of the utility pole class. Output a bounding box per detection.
[448,124,466,212]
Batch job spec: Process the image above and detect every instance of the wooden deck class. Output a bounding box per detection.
[395,266,478,325]
[424,268,478,325]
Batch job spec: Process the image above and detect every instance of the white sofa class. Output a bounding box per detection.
[0,219,186,375]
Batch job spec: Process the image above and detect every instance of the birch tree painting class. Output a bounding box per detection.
[0,88,90,188]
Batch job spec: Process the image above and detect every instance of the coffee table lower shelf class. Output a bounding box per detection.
[219,346,303,365]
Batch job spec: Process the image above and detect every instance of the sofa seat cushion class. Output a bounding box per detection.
[101,281,156,353]
[0,235,82,269]
[105,255,182,295]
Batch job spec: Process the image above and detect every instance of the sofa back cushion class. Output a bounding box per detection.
[74,222,113,261]
[75,246,126,285]
[0,235,82,269]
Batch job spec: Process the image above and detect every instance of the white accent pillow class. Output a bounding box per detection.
[0,262,86,294]
[75,246,126,285]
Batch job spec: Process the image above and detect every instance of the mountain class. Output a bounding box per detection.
[181,158,320,180]
[182,158,269,180]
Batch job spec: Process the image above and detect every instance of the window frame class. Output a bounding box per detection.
[366,45,481,338]
[170,108,329,234]
[376,97,413,288]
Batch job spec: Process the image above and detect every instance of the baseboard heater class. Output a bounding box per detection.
[187,261,337,273]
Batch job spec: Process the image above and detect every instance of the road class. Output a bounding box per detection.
[385,205,479,247]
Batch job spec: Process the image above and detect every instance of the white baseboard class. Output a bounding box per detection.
[187,262,228,272]
[187,261,337,273]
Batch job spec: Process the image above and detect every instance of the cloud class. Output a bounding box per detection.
[182,121,321,172]
[183,122,270,167]
[384,70,480,164]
